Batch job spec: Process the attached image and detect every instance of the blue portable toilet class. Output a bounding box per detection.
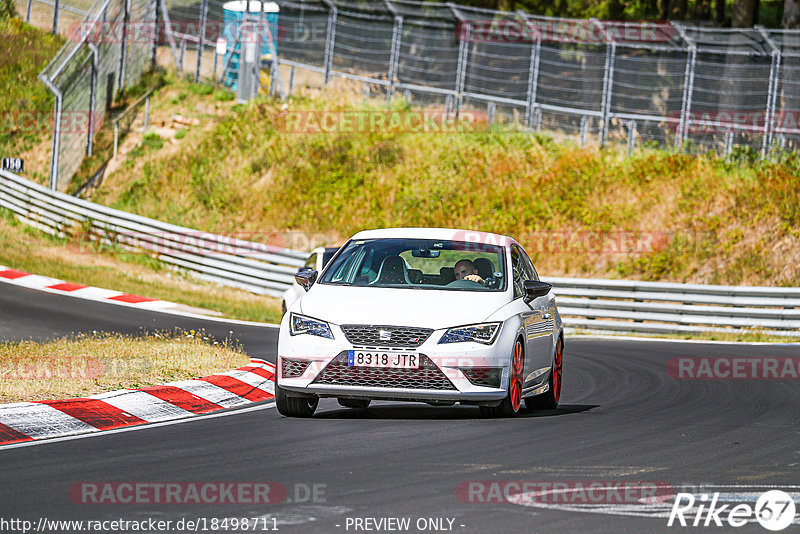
[222,1,279,89]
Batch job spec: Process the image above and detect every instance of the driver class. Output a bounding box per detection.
[454,259,484,284]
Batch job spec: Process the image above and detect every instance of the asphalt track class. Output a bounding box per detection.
[1,283,799,534]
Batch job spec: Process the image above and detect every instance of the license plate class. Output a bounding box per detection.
[347,350,420,369]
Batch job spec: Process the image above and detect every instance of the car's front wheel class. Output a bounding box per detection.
[275,382,318,417]
[480,339,524,418]
[526,336,562,410]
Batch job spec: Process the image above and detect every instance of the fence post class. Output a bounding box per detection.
[487,101,496,125]
[756,26,780,158]
[52,0,60,34]
[517,10,541,129]
[579,116,588,147]
[118,0,131,92]
[322,1,337,85]
[179,39,186,72]
[159,0,181,69]
[26,0,32,23]
[150,0,159,71]
[87,44,99,157]
[289,65,295,95]
[453,17,469,118]
[599,41,616,146]
[39,74,62,191]
[673,23,696,149]
[386,15,403,108]
[627,120,637,156]
[195,0,209,82]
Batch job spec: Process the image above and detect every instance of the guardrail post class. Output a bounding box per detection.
[195,0,209,82]
[322,1,337,85]
[52,0,60,34]
[386,15,403,108]
[599,41,616,146]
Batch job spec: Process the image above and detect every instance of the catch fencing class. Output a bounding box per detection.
[2,169,799,336]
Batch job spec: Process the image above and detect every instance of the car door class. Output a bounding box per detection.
[512,244,553,390]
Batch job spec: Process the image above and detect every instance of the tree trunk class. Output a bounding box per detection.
[731,0,759,27]
[695,0,712,20]
[716,0,726,24]
[785,0,800,28]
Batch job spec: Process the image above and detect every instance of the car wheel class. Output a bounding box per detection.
[525,336,563,410]
[275,382,318,417]
[480,339,524,418]
[337,398,371,409]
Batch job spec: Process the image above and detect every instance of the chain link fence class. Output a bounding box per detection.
[22,0,800,190]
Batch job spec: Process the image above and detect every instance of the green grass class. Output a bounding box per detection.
[90,91,800,288]
[0,208,283,323]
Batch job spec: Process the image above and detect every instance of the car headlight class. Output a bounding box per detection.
[438,322,501,345]
[289,313,334,339]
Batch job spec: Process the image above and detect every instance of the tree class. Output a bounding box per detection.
[785,0,800,27]
[731,0,760,26]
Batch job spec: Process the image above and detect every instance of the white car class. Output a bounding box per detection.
[281,246,339,315]
[276,228,564,418]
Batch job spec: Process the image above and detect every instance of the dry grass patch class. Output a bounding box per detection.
[0,332,249,403]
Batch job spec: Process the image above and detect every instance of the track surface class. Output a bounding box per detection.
[1,283,799,533]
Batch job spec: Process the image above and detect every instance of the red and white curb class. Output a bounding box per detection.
[0,264,181,311]
[0,359,275,446]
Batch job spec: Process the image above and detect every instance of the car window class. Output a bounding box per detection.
[320,238,506,292]
[304,253,317,270]
[510,246,525,299]
[516,245,538,281]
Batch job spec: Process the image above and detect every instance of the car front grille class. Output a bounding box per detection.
[312,353,457,390]
[340,325,433,348]
[461,367,502,388]
[281,358,310,378]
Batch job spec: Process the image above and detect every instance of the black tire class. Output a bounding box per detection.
[480,339,525,418]
[275,382,318,417]
[525,336,563,410]
[337,398,371,409]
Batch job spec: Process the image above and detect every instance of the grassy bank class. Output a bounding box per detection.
[89,86,800,287]
[0,332,248,402]
[0,208,283,323]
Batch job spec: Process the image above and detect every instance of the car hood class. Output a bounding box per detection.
[298,283,509,330]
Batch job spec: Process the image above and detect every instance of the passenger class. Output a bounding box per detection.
[453,259,485,284]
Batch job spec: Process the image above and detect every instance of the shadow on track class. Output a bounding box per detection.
[311,403,598,420]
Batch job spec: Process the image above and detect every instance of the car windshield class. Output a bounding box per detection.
[319,238,506,291]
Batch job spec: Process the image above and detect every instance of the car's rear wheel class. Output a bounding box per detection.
[480,339,524,418]
[275,382,318,417]
[526,336,563,410]
[337,398,371,409]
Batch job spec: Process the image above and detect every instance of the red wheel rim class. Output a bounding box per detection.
[510,341,523,411]
[553,339,563,402]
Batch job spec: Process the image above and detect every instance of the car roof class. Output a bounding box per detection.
[350,227,517,247]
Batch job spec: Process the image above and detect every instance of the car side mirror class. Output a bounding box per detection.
[523,280,551,303]
[295,269,318,292]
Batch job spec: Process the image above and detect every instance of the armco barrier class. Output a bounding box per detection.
[1,170,798,335]
[0,170,306,297]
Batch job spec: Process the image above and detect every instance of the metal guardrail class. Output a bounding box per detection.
[1,170,798,335]
[543,276,800,337]
[0,170,307,297]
